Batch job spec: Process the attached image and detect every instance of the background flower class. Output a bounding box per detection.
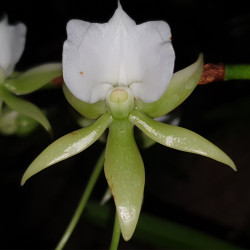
[0,16,26,80]
[0,15,62,135]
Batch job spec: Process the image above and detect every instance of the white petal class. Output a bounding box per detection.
[0,16,26,78]
[63,4,175,103]
[63,19,120,103]
[129,21,175,102]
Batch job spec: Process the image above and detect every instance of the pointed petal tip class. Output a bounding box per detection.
[21,169,30,186]
[20,176,26,186]
[229,161,237,172]
[223,154,236,171]
[198,53,204,64]
[111,0,133,25]
[117,0,121,8]
[115,0,126,19]
[122,231,133,241]
[116,205,138,241]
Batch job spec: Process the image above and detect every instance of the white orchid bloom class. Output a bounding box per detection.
[63,3,175,104]
[22,3,236,244]
[0,16,26,81]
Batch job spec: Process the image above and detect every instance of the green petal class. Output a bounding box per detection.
[135,54,204,118]
[4,63,62,95]
[0,85,51,134]
[21,112,112,185]
[63,84,107,119]
[129,110,236,171]
[105,119,145,241]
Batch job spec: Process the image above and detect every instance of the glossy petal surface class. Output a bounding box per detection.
[21,113,112,185]
[63,3,174,103]
[0,85,51,133]
[63,84,107,119]
[4,63,62,94]
[135,54,203,118]
[0,16,26,78]
[129,110,236,171]
[105,119,145,241]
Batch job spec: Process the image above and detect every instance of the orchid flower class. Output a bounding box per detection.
[0,16,62,134]
[0,16,26,81]
[21,3,236,241]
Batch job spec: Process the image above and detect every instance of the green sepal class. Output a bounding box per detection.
[135,54,204,118]
[0,85,52,134]
[4,63,62,95]
[63,84,107,119]
[129,110,236,171]
[105,119,145,241]
[21,112,112,185]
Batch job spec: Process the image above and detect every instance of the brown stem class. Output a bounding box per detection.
[198,63,225,85]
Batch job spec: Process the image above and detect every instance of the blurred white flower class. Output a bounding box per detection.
[63,3,175,103]
[0,16,26,80]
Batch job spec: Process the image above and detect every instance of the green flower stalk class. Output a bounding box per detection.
[0,16,62,134]
[21,3,236,243]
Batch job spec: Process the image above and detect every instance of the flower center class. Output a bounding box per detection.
[106,87,134,119]
[110,88,128,103]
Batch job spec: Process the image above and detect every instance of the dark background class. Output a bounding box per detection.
[1,0,250,248]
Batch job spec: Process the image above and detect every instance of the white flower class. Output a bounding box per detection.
[0,16,26,79]
[63,2,175,104]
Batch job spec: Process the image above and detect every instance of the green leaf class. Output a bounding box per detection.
[21,112,112,185]
[129,110,236,171]
[63,84,107,119]
[105,119,145,241]
[4,63,62,95]
[0,85,51,134]
[135,54,204,118]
